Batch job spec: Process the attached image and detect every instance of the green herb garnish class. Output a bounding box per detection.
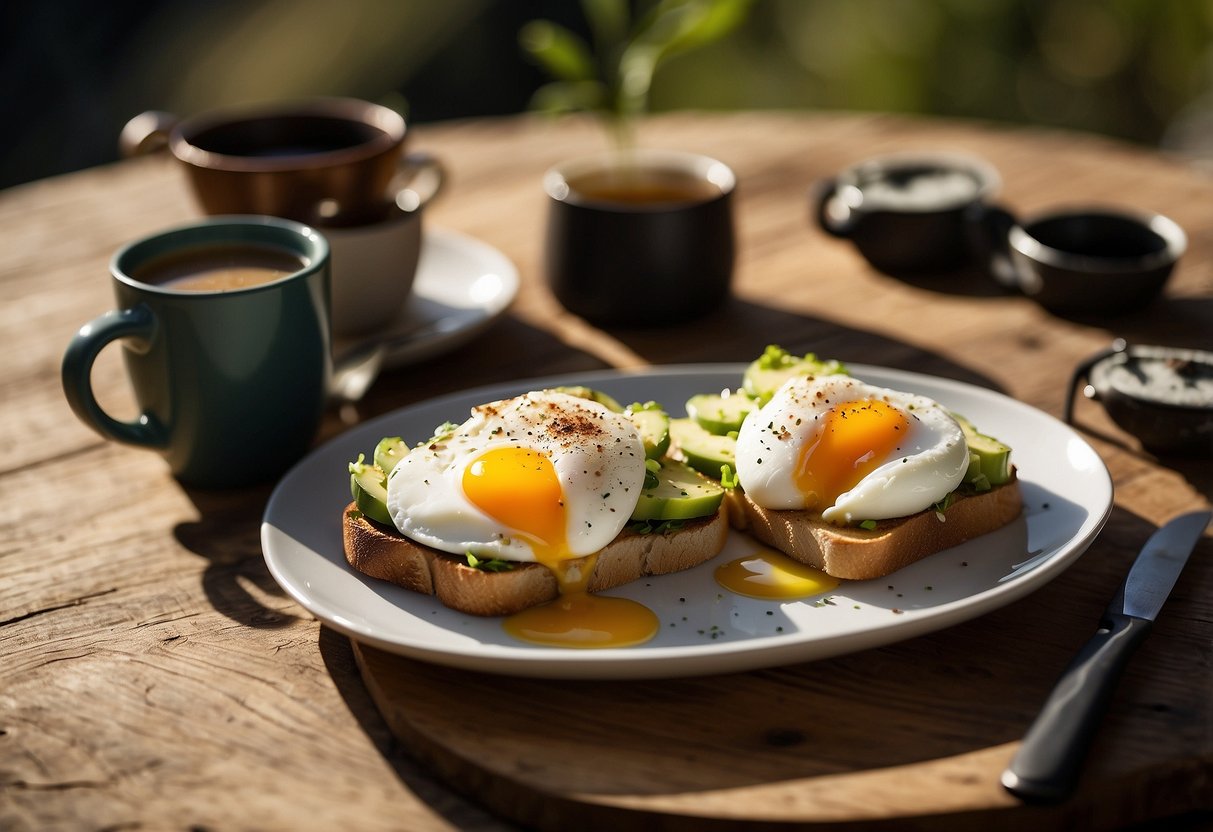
[719,464,740,489]
[464,552,515,572]
[628,518,687,535]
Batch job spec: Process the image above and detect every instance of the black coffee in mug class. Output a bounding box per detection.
[131,243,307,293]
[188,115,387,159]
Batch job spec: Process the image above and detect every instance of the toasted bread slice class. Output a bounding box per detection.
[342,503,729,616]
[725,474,1022,580]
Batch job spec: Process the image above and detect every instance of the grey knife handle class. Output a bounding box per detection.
[1001,613,1153,804]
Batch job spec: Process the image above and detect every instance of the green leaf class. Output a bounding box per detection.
[519,20,597,82]
[657,0,754,59]
[581,0,629,51]
[520,0,754,127]
[529,80,609,115]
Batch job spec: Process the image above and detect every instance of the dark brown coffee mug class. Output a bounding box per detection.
[121,97,440,226]
[543,149,736,327]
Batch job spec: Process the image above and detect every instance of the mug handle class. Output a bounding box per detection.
[812,177,857,238]
[967,203,1021,290]
[119,111,179,158]
[62,305,170,449]
[393,151,446,212]
[1063,338,1128,425]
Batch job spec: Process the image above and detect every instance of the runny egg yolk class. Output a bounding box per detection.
[715,549,841,600]
[503,591,659,649]
[462,446,659,648]
[796,399,908,509]
[462,446,567,567]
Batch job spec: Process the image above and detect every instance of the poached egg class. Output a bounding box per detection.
[386,390,656,647]
[734,375,969,524]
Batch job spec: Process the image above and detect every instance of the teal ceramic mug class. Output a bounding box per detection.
[62,216,331,488]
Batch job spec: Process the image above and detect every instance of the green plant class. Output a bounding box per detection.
[520,0,754,148]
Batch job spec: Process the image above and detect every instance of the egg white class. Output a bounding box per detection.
[734,375,969,523]
[385,390,647,562]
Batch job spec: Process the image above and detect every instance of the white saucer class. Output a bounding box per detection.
[338,227,519,368]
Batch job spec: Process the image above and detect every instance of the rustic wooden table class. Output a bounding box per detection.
[2,112,1210,831]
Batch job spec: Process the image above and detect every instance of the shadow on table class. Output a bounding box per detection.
[334,313,629,427]
[866,262,1213,351]
[606,294,1009,394]
[1017,294,1213,349]
[869,263,1011,299]
[172,314,614,632]
[315,504,1213,831]
[173,481,302,630]
[316,627,508,831]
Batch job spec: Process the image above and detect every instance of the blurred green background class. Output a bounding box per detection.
[5,0,1213,189]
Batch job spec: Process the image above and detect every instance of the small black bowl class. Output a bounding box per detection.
[1065,340,1213,457]
[973,206,1187,316]
[1011,209,1186,315]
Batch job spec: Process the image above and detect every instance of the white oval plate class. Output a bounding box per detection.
[262,365,1112,679]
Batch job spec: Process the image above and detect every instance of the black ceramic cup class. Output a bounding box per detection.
[543,149,735,327]
[975,206,1186,315]
[814,152,1000,274]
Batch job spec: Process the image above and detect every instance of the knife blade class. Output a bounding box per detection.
[1001,509,1211,805]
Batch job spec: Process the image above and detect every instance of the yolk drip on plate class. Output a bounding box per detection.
[797,399,908,508]
[463,446,659,648]
[502,585,659,649]
[715,549,841,600]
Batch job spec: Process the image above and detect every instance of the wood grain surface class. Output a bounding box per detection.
[1,111,1210,831]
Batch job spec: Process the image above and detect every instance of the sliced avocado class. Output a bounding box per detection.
[952,413,1012,486]
[349,455,393,525]
[742,345,847,403]
[668,417,737,480]
[626,401,671,459]
[630,459,725,521]
[552,385,624,413]
[685,390,757,435]
[373,436,409,475]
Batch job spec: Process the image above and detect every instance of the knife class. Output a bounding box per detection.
[1001,509,1211,805]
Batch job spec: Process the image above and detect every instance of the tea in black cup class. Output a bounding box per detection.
[543,149,736,327]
